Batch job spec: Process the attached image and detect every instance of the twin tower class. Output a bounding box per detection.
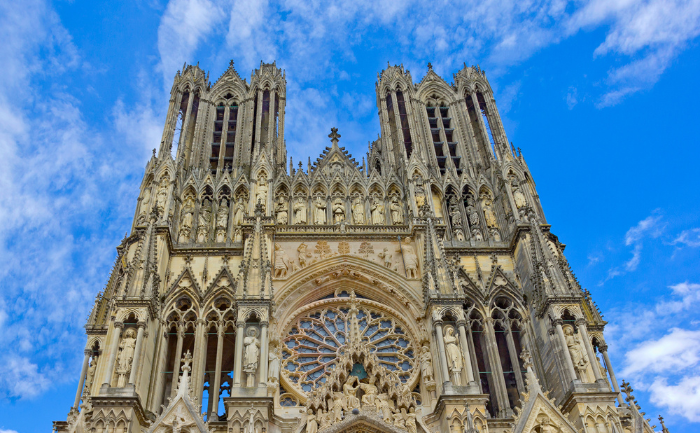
[54,61,660,433]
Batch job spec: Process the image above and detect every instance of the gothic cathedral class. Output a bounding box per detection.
[54,61,662,433]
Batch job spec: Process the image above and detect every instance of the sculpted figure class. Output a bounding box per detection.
[313,197,327,225]
[318,409,331,430]
[396,237,418,279]
[331,391,344,423]
[116,328,136,387]
[351,196,365,224]
[275,196,288,224]
[216,199,229,242]
[482,197,498,228]
[140,186,151,215]
[377,248,392,268]
[511,178,527,209]
[371,197,385,225]
[466,199,480,228]
[377,394,392,421]
[232,196,246,226]
[414,183,426,209]
[449,203,463,227]
[293,197,307,224]
[179,196,195,243]
[268,349,280,383]
[332,197,345,224]
[197,201,212,242]
[343,376,360,410]
[564,326,590,382]
[389,195,403,224]
[420,345,435,383]
[297,243,309,268]
[305,408,318,433]
[83,356,98,397]
[443,327,464,386]
[243,328,260,387]
[472,228,483,241]
[274,243,289,278]
[393,409,406,428]
[156,178,168,213]
[360,376,378,407]
[255,177,268,209]
[405,407,417,433]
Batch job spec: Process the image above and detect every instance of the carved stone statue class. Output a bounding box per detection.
[449,203,463,227]
[396,237,418,279]
[343,376,360,411]
[482,197,498,228]
[332,197,345,224]
[331,391,344,423]
[392,409,406,428]
[275,196,288,224]
[178,195,195,243]
[406,407,417,433]
[318,409,332,430]
[371,197,385,225]
[454,227,465,241]
[472,228,483,241]
[197,201,212,242]
[116,328,137,387]
[156,178,168,213]
[313,197,326,225]
[564,326,590,382]
[511,178,527,209]
[297,243,309,268]
[243,327,260,387]
[293,197,307,224]
[389,195,403,224]
[305,408,318,433]
[216,199,229,243]
[255,177,268,209]
[274,243,289,278]
[233,196,246,226]
[414,184,426,209]
[360,376,378,407]
[268,348,280,383]
[443,326,464,386]
[83,355,98,397]
[420,345,435,383]
[377,393,392,421]
[140,186,151,215]
[377,247,392,268]
[351,196,365,224]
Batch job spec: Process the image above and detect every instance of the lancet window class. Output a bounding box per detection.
[160,297,198,407]
[396,90,413,159]
[476,91,497,157]
[201,297,236,421]
[171,90,189,158]
[465,92,491,163]
[281,299,419,396]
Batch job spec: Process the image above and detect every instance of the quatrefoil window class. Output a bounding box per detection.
[282,304,417,394]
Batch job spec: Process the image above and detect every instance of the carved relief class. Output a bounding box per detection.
[396,237,418,279]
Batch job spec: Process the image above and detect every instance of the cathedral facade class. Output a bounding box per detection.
[54,60,661,433]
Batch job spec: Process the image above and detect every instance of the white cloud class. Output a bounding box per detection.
[657,282,700,314]
[602,212,664,281]
[0,429,19,433]
[650,375,700,422]
[673,228,700,248]
[621,328,700,376]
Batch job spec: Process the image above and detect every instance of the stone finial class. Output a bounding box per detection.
[659,415,670,433]
[427,62,433,70]
[328,127,341,145]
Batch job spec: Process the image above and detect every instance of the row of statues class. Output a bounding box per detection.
[278,195,404,226]
[305,375,418,433]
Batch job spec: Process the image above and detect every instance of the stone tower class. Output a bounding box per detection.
[54,61,659,433]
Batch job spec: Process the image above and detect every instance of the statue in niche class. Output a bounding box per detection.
[83,355,98,397]
[377,393,392,420]
[197,200,212,242]
[305,408,318,433]
[371,196,385,225]
[273,243,290,278]
[275,196,288,225]
[313,196,326,225]
[293,196,307,224]
[178,195,195,243]
[420,345,435,383]
[243,327,260,387]
[564,326,591,382]
[116,328,137,387]
[255,177,268,210]
[268,348,280,383]
[481,196,498,228]
[232,196,246,226]
[596,354,607,378]
[216,199,229,243]
[139,186,151,215]
[331,391,344,423]
[466,197,480,226]
[405,407,417,433]
[511,177,527,209]
[332,197,345,224]
[343,376,360,411]
[360,376,378,407]
[156,178,168,214]
[246,408,256,433]
[414,184,426,209]
[396,237,418,279]
[389,195,403,224]
[443,326,464,386]
[351,196,365,224]
[449,201,463,227]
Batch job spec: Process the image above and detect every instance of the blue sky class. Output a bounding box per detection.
[0,0,699,432]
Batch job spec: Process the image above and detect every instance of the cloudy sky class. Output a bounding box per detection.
[1,0,699,432]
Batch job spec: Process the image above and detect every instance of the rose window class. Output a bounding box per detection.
[282,303,418,394]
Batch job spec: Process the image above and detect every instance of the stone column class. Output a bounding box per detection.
[433,321,451,385]
[456,321,476,384]
[554,319,578,383]
[233,322,245,386]
[504,323,525,393]
[170,323,185,397]
[576,319,603,383]
[73,349,91,408]
[209,322,225,419]
[484,318,511,417]
[128,322,147,384]
[600,344,626,405]
[259,321,269,386]
[192,319,207,404]
[102,321,124,387]
[150,329,169,414]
